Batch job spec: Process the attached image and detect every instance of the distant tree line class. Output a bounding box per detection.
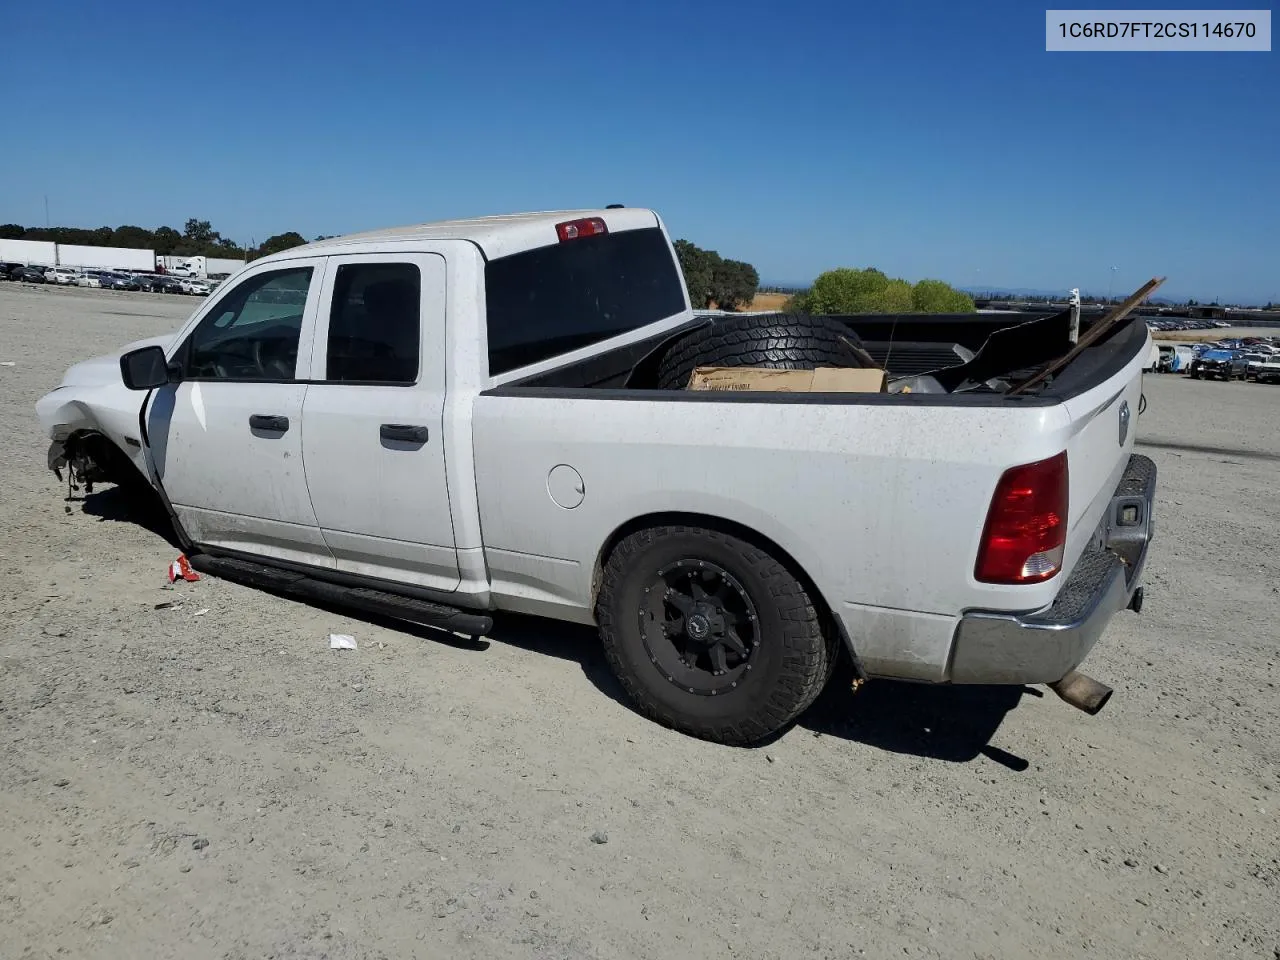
[788,268,975,314]
[0,219,314,262]
[674,239,760,310]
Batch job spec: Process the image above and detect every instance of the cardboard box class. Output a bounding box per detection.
[686,366,887,393]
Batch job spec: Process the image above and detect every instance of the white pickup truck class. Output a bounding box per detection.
[36,207,1156,745]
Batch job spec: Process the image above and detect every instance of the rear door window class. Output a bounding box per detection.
[484,226,686,376]
[323,262,421,384]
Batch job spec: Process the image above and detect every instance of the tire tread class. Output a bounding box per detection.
[655,313,871,390]
[596,525,838,745]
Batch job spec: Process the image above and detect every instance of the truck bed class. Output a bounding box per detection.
[471,309,1150,683]
[488,310,1149,404]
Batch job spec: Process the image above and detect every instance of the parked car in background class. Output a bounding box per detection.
[78,271,103,288]
[145,275,184,294]
[1255,356,1280,384]
[98,272,140,291]
[1167,344,1196,372]
[47,267,79,285]
[14,265,48,283]
[1242,353,1270,380]
[1155,343,1196,373]
[1189,349,1246,381]
[1143,340,1160,372]
[178,277,212,295]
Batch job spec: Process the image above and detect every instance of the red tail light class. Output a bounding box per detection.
[556,217,608,242]
[975,451,1069,584]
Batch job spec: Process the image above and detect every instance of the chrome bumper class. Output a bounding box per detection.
[948,454,1156,685]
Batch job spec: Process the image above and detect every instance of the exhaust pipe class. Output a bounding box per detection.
[1047,670,1113,715]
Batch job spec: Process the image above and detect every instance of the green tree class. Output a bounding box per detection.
[710,258,760,310]
[111,225,155,249]
[249,232,308,260]
[865,278,915,312]
[0,217,248,259]
[675,239,715,308]
[911,278,976,313]
[183,219,218,245]
[789,267,974,314]
[796,267,891,313]
[152,226,181,255]
[675,239,759,310]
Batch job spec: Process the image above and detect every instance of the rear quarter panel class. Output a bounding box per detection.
[471,394,1078,678]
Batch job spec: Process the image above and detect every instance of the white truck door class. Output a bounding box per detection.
[299,253,461,592]
[144,259,334,567]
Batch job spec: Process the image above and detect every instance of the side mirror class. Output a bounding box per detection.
[120,345,175,390]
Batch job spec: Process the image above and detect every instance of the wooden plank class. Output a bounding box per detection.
[1008,277,1165,395]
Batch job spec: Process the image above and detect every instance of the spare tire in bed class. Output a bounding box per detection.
[654,313,875,390]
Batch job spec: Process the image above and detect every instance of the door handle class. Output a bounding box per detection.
[380,423,429,443]
[249,414,290,432]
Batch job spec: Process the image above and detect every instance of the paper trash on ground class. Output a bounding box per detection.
[329,634,358,650]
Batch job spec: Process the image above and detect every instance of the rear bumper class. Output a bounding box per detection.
[948,454,1156,685]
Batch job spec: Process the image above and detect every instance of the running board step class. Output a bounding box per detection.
[187,554,493,636]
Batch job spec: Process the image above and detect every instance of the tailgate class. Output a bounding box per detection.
[1057,329,1149,579]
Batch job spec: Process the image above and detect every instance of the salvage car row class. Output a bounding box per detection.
[1148,336,1280,383]
[0,263,217,295]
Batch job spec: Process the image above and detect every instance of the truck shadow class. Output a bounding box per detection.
[495,616,1031,768]
[800,661,1031,768]
[77,485,183,549]
[81,486,1029,768]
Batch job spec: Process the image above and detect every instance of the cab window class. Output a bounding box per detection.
[184,267,313,380]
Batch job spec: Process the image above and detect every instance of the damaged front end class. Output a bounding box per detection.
[49,430,145,499]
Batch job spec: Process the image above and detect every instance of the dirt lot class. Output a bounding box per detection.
[1,283,1277,960]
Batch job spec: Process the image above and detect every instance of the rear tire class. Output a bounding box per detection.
[654,313,872,390]
[596,525,838,745]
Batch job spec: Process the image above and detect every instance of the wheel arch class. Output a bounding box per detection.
[63,428,146,485]
[590,511,865,677]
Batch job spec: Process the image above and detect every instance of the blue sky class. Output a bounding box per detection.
[2,0,1277,301]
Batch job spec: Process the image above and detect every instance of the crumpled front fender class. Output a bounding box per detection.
[35,384,151,480]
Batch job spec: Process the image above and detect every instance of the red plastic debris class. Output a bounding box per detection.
[168,555,201,584]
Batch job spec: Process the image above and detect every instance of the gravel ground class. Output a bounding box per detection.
[1,283,1277,960]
